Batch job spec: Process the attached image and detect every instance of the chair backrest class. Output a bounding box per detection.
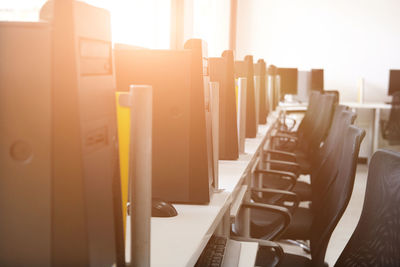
[296,91,322,139]
[309,125,365,267]
[310,109,357,205]
[323,90,340,104]
[316,105,354,162]
[334,150,400,266]
[301,93,335,155]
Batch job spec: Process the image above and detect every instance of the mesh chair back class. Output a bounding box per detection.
[309,125,365,266]
[300,94,335,155]
[334,150,400,266]
[297,91,322,139]
[310,110,357,209]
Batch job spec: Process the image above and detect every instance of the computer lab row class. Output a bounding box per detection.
[2,1,400,266]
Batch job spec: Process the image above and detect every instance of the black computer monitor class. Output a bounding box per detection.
[388,69,400,95]
[254,59,268,124]
[209,50,239,160]
[277,68,298,97]
[114,40,212,204]
[235,55,257,138]
[311,69,324,92]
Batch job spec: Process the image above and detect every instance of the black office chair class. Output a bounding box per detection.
[250,125,365,267]
[255,107,356,202]
[380,91,400,145]
[334,149,400,266]
[255,98,342,203]
[247,124,364,241]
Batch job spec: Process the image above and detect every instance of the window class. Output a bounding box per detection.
[1,0,171,49]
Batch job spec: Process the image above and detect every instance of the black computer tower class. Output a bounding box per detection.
[209,50,239,160]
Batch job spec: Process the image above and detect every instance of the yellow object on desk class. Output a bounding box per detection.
[115,92,130,236]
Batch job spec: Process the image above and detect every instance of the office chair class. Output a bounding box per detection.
[250,125,365,267]
[380,91,400,145]
[254,94,336,202]
[334,149,400,266]
[255,107,356,202]
[247,122,364,241]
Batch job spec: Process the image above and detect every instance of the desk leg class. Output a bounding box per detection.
[242,172,252,238]
[215,208,231,238]
[373,108,380,155]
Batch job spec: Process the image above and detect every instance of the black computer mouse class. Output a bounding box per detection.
[151,198,178,217]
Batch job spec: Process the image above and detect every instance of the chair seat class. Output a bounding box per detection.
[250,206,313,241]
[281,207,314,240]
[256,249,311,267]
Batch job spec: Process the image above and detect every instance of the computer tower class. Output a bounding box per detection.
[311,69,324,92]
[0,1,122,266]
[277,68,298,99]
[235,55,257,138]
[114,41,211,204]
[254,59,268,124]
[209,50,239,160]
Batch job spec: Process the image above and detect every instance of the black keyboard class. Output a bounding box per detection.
[195,235,227,267]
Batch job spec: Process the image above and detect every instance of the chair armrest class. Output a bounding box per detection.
[250,187,300,213]
[230,236,283,267]
[254,169,297,191]
[262,159,301,170]
[263,149,297,161]
[242,201,291,240]
[271,133,299,142]
[254,169,297,181]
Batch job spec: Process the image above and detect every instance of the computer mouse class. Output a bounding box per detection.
[151,198,178,217]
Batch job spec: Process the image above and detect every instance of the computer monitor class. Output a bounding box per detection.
[209,50,239,160]
[388,69,400,95]
[277,67,298,98]
[114,40,212,204]
[235,55,257,138]
[0,1,123,265]
[311,69,324,92]
[254,59,268,124]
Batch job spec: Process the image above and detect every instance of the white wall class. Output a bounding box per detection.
[236,0,400,102]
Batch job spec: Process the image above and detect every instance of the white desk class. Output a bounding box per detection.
[150,118,276,266]
[279,101,391,161]
[342,102,391,157]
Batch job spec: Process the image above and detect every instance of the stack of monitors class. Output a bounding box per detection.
[235,55,257,138]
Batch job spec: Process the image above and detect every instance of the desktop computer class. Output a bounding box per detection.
[0,1,123,266]
[235,55,257,138]
[114,40,212,204]
[277,67,298,101]
[209,50,239,160]
[254,59,268,124]
[311,69,324,92]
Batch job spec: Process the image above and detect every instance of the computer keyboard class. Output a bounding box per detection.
[195,235,227,267]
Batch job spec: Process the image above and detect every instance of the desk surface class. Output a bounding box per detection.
[150,120,275,267]
[279,101,391,110]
